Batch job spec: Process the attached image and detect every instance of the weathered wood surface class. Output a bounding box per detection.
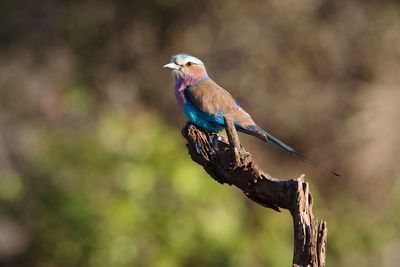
[181,121,327,267]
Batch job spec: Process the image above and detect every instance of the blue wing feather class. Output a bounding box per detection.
[183,89,224,132]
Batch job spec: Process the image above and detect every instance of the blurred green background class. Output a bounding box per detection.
[0,1,400,266]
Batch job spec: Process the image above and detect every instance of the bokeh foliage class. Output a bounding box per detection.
[0,0,400,266]
[1,110,295,267]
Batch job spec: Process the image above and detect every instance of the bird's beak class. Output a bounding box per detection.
[163,62,181,70]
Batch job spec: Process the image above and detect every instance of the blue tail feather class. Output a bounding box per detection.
[236,124,341,177]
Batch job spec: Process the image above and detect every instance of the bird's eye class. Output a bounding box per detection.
[186,62,192,66]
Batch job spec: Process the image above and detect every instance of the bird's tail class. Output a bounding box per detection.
[237,125,341,177]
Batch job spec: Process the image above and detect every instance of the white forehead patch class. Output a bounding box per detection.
[182,56,203,65]
[174,54,204,66]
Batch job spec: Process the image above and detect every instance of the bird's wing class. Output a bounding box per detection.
[187,79,255,127]
[187,79,341,177]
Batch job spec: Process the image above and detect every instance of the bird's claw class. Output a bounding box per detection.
[195,142,202,154]
[208,133,221,150]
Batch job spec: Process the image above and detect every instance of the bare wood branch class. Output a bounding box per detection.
[181,122,327,267]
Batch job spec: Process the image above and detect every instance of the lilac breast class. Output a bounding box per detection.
[175,85,186,109]
[174,76,193,109]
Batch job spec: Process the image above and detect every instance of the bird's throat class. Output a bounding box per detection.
[174,76,190,109]
[174,74,205,109]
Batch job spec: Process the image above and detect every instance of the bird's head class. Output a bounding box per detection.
[163,54,208,82]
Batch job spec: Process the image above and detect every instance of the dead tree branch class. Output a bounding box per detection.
[181,121,327,267]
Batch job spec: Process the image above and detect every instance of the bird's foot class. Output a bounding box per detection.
[194,142,202,155]
[208,133,222,151]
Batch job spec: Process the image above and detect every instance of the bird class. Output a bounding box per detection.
[163,53,340,177]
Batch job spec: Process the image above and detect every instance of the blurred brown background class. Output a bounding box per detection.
[0,0,399,266]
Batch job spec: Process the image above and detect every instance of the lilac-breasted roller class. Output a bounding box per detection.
[163,54,340,177]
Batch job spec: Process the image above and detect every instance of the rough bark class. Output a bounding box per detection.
[181,121,327,267]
